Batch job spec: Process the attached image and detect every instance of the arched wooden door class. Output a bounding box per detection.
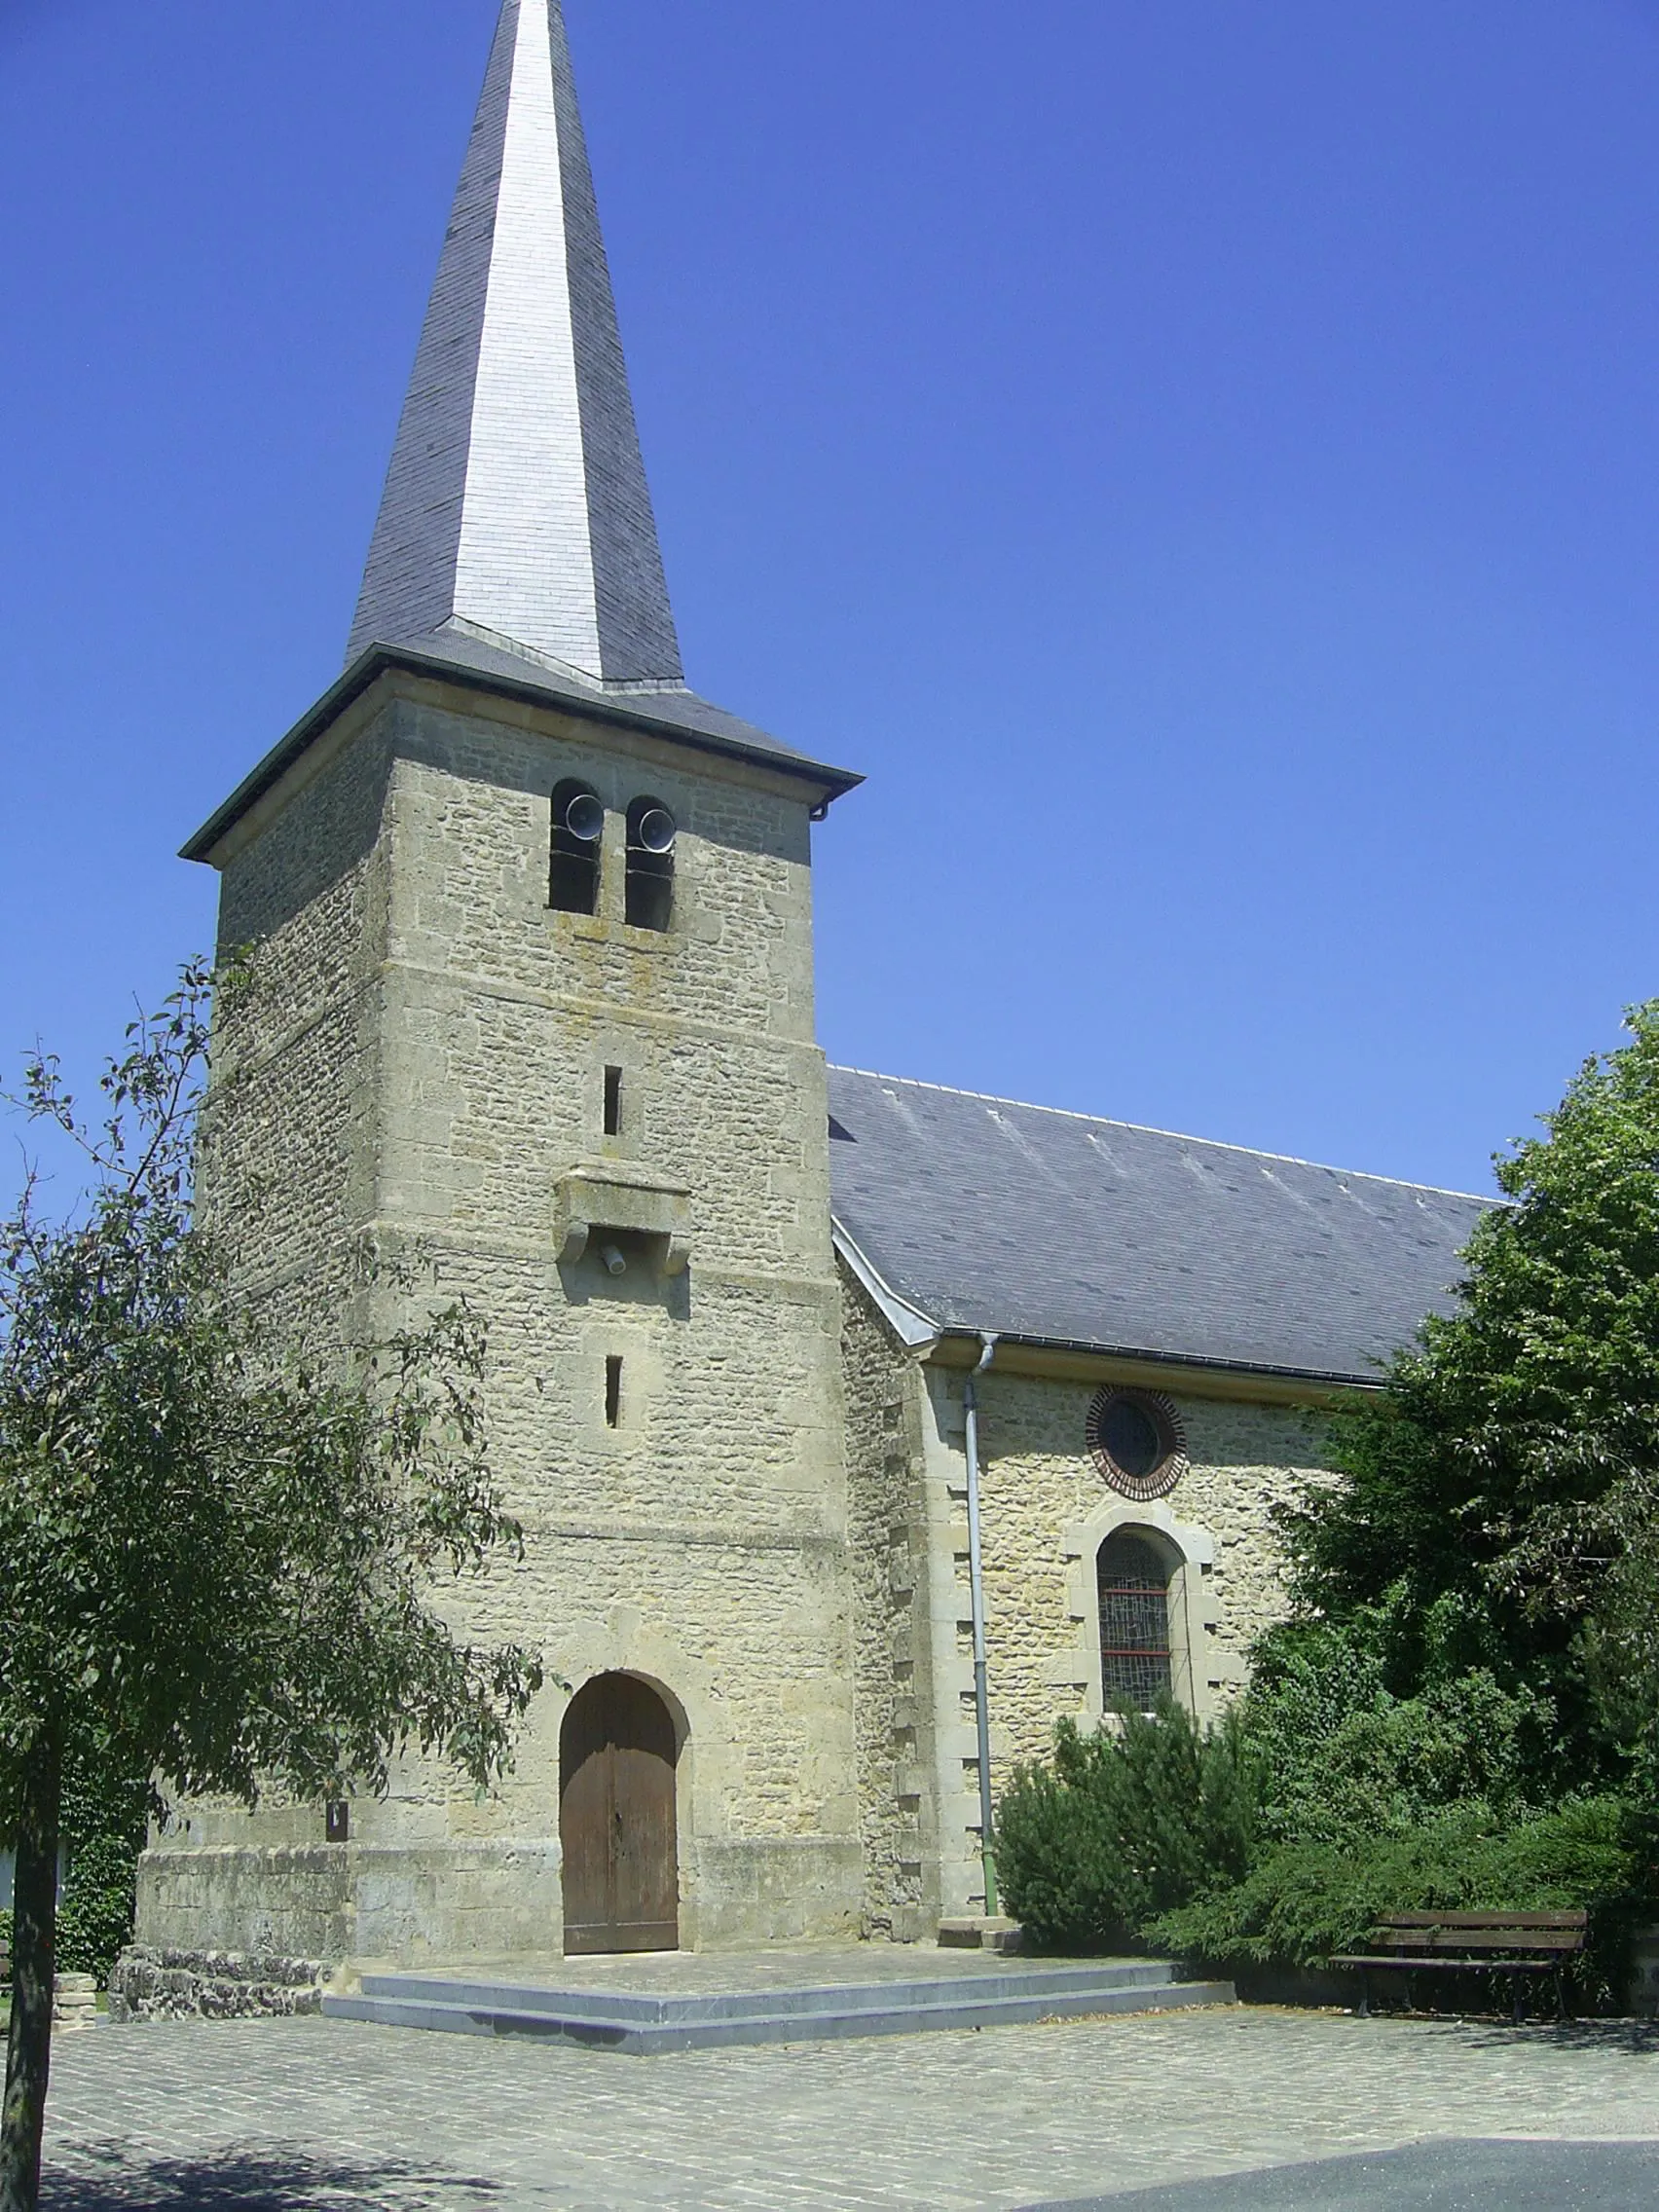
[559,1674,680,1955]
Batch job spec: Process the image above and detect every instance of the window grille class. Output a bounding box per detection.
[1087,1387,1185,1502]
[1096,1531,1173,1710]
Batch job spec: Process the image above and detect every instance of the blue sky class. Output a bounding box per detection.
[3,0,1658,1198]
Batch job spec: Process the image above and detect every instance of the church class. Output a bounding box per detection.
[136,0,1487,1966]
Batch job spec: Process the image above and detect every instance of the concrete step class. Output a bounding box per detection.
[353,1956,1175,2024]
[322,1960,1235,2054]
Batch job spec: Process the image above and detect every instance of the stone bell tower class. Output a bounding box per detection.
[141,0,866,1963]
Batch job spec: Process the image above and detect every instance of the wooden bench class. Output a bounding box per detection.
[1334,1910,1588,2023]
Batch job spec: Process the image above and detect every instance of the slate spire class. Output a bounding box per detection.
[347,0,683,686]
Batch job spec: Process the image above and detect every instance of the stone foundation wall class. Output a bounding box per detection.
[135,1838,565,1965]
[109,1947,330,2021]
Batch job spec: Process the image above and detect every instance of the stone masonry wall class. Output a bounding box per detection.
[971,1372,1329,1777]
[885,1356,1334,1922]
[840,1267,935,1939]
[358,688,862,1892]
[147,674,864,1959]
[196,709,395,1343]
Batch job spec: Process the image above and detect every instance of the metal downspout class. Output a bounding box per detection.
[964,1332,1000,1917]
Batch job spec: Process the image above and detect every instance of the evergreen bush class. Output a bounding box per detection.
[1245,1601,1553,1846]
[55,1836,139,1985]
[996,1700,1256,1952]
[50,1755,149,1984]
[1147,1794,1643,2006]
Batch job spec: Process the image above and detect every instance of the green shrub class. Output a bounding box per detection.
[996,1700,1257,1953]
[55,1832,141,1983]
[45,1750,151,1984]
[0,1822,141,1985]
[1148,1794,1645,2005]
[1245,1604,1554,1847]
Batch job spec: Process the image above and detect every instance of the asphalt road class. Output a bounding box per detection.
[1034,2137,1659,2209]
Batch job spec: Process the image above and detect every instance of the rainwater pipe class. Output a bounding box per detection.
[964,1332,1000,1918]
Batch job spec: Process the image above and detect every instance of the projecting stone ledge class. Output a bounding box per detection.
[555,1164,693,1275]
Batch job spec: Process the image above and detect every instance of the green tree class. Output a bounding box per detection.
[1281,1001,1659,1792]
[1242,1599,1553,1846]
[0,965,542,2212]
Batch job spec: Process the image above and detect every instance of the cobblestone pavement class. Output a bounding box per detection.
[34,2008,1659,2211]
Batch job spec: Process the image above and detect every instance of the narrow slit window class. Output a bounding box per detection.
[625,796,676,932]
[550,780,604,914]
[606,1356,623,1430]
[604,1065,623,1138]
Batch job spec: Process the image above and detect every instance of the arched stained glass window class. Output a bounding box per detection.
[1096,1531,1173,1711]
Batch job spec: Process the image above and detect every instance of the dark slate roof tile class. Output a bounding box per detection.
[827,1066,1494,1383]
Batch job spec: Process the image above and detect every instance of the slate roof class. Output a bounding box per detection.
[184,2,866,869]
[184,2,869,864]
[179,631,860,865]
[826,1067,1494,1384]
[395,626,820,764]
[349,0,682,684]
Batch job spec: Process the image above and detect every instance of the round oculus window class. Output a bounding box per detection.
[1088,1388,1186,1501]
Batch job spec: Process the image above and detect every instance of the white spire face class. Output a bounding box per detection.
[348,0,683,686]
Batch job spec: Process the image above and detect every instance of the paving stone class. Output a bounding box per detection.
[33,2009,1659,2210]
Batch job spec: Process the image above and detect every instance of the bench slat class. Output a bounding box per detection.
[1334,1954,1562,1974]
[1374,1911,1586,1931]
[1369,1929,1583,1955]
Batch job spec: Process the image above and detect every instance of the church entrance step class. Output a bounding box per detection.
[322,1958,1235,2054]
